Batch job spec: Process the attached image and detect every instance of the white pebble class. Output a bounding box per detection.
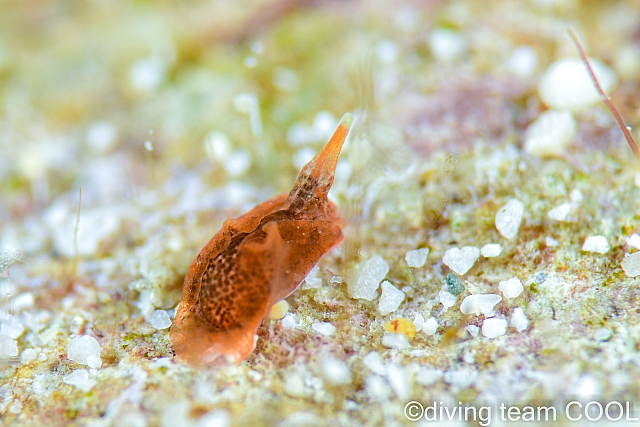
[348,255,389,300]
[594,328,612,342]
[548,202,571,221]
[224,150,252,177]
[197,410,231,427]
[626,234,640,250]
[363,351,387,376]
[495,199,524,239]
[524,110,577,158]
[498,277,524,299]
[21,348,37,364]
[506,46,538,77]
[582,235,610,254]
[622,252,640,278]
[386,363,410,400]
[415,368,443,386]
[283,373,307,398]
[405,248,429,268]
[428,28,466,63]
[439,290,457,310]
[67,335,102,369]
[129,58,165,91]
[8,400,22,414]
[443,368,478,390]
[378,281,405,315]
[570,188,583,203]
[546,236,559,247]
[412,312,425,331]
[467,325,479,337]
[381,333,410,349]
[204,131,231,163]
[460,294,502,315]
[0,335,18,357]
[510,308,529,332]
[423,317,438,335]
[311,322,335,337]
[12,293,34,313]
[320,355,351,385]
[148,310,172,330]
[442,246,480,275]
[538,57,617,112]
[86,122,118,153]
[1,315,24,339]
[281,313,299,329]
[301,265,322,290]
[46,204,122,258]
[482,318,508,338]
[63,370,97,393]
[480,244,502,258]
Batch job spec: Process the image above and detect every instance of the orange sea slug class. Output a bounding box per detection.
[170,113,353,366]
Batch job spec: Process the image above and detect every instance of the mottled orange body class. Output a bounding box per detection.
[170,114,352,366]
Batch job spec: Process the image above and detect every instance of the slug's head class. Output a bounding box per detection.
[287,113,353,211]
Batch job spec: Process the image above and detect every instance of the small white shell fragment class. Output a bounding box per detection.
[414,368,444,386]
[12,293,34,313]
[460,294,502,315]
[439,290,457,310]
[381,333,410,349]
[348,255,389,301]
[621,252,640,278]
[480,244,502,258]
[538,57,617,112]
[63,370,97,392]
[546,236,559,247]
[495,199,524,239]
[412,313,425,331]
[548,202,571,221]
[467,325,479,337]
[442,246,480,275]
[594,328,612,342]
[67,335,102,369]
[320,355,352,385]
[148,310,172,329]
[506,45,538,77]
[510,307,529,332]
[363,351,387,376]
[423,317,438,335]
[0,336,18,357]
[281,313,299,329]
[311,322,335,337]
[524,110,576,158]
[428,28,466,63]
[301,265,322,290]
[21,348,37,364]
[570,188,583,203]
[626,234,640,250]
[1,315,24,339]
[405,248,429,268]
[581,235,610,254]
[498,277,524,299]
[482,318,508,338]
[378,281,405,315]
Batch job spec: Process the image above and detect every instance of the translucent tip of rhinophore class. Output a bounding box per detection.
[339,112,353,130]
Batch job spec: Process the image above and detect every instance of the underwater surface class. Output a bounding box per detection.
[2,0,640,425]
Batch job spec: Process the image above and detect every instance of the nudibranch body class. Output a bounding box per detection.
[170,113,352,366]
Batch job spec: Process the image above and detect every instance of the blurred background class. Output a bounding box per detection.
[2,0,639,223]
